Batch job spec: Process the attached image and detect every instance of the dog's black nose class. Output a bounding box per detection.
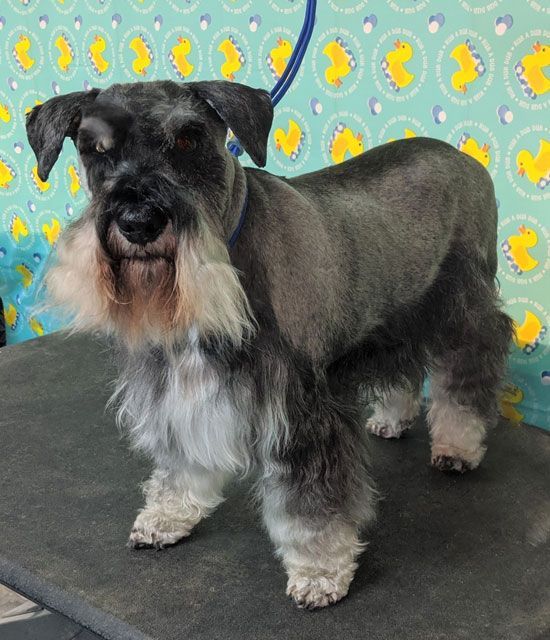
[116,209,168,245]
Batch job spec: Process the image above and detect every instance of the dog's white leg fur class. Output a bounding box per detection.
[276,518,362,609]
[129,464,229,549]
[263,496,363,609]
[366,386,422,439]
[428,375,487,472]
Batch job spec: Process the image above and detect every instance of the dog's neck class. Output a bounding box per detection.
[225,155,248,250]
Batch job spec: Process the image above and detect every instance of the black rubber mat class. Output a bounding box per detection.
[0,332,549,640]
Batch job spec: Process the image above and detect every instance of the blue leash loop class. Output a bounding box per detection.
[227,0,317,249]
[270,0,317,107]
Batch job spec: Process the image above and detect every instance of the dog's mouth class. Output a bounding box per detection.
[119,254,172,263]
[106,221,177,264]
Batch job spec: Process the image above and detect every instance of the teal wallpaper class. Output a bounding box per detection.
[0,0,548,428]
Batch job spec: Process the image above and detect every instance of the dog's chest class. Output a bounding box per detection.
[121,330,250,472]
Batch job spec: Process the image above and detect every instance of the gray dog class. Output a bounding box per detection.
[26,80,512,609]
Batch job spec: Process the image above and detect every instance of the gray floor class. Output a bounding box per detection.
[0,332,549,640]
[0,585,28,614]
[0,584,100,639]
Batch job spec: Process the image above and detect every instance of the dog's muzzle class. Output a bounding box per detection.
[116,207,168,246]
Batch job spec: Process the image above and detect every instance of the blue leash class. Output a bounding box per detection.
[227,0,317,249]
[270,0,317,107]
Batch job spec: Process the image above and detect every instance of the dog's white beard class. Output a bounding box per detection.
[45,217,255,349]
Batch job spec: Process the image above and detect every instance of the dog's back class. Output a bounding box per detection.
[241,137,499,358]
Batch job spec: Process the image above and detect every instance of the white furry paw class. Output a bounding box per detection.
[431,443,486,473]
[128,511,193,550]
[286,574,350,610]
[366,417,413,439]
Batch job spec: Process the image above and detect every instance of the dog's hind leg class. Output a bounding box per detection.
[428,367,488,472]
[260,389,376,609]
[366,384,422,439]
[428,280,512,473]
[128,464,230,549]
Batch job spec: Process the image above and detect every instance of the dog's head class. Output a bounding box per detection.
[26,80,273,347]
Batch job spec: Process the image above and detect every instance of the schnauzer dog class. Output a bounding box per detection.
[26,80,512,609]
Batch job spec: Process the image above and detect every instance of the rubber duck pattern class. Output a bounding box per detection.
[274,119,305,161]
[322,37,357,88]
[218,36,246,81]
[516,139,550,189]
[450,39,486,94]
[381,39,415,92]
[514,42,550,101]
[0,0,547,430]
[501,226,539,275]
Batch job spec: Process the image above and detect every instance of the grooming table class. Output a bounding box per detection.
[0,333,549,640]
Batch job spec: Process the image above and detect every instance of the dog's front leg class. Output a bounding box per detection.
[129,463,229,549]
[260,395,376,609]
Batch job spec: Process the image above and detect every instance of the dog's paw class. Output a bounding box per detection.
[128,512,192,550]
[286,575,349,610]
[431,454,471,473]
[431,444,485,473]
[366,417,413,439]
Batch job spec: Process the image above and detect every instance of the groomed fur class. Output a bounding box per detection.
[28,80,513,610]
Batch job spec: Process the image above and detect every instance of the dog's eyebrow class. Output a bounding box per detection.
[78,116,115,151]
[78,101,133,150]
[159,106,207,138]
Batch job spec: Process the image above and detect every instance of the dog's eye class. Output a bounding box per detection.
[78,138,110,157]
[175,134,197,152]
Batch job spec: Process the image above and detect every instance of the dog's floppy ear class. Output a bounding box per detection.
[191,81,273,167]
[26,89,101,182]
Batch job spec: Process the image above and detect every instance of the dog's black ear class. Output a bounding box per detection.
[26,89,101,182]
[191,81,273,167]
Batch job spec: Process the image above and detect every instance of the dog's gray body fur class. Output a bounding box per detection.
[247,141,496,352]
[26,80,512,609]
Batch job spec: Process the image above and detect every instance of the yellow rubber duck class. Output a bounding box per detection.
[388,128,417,143]
[501,225,539,275]
[513,310,547,354]
[24,99,43,116]
[499,384,524,424]
[3,303,19,331]
[42,218,61,246]
[380,40,415,91]
[169,37,194,80]
[267,37,292,80]
[68,164,81,197]
[15,263,33,288]
[31,164,50,193]
[515,42,550,100]
[322,36,357,89]
[218,36,245,82]
[29,317,45,336]
[10,214,28,243]
[0,103,11,124]
[516,139,550,188]
[88,35,109,76]
[450,39,486,94]
[0,157,16,189]
[329,123,364,164]
[55,33,74,73]
[13,34,35,73]
[129,34,153,77]
[457,133,490,168]
[274,119,305,161]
